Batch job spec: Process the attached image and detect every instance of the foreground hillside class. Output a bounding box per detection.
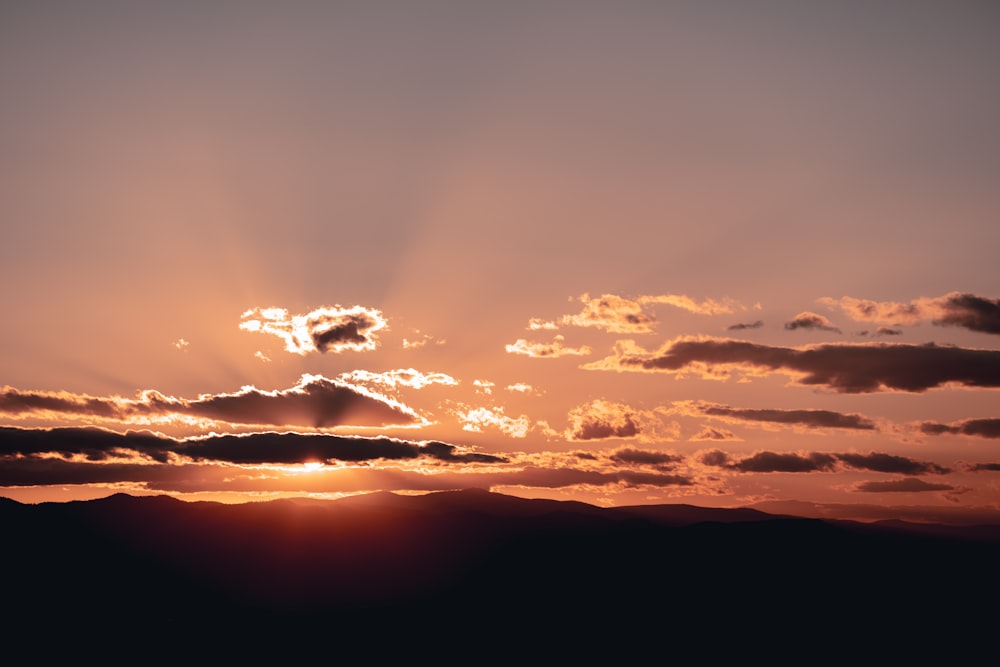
[3,490,998,659]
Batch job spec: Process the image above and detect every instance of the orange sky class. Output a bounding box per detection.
[2,0,999,522]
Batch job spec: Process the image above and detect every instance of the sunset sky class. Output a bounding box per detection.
[2,0,999,522]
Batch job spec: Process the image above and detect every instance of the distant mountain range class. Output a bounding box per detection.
[3,490,997,660]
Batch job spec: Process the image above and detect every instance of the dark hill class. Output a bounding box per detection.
[2,490,997,661]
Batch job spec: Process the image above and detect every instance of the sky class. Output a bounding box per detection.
[2,0,999,522]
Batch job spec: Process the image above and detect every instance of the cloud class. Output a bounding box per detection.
[337,369,458,390]
[584,337,1000,393]
[968,463,1000,472]
[606,446,682,468]
[140,465,696,495]
[920,418,1000,439]
[527,318,559,331]
[239,305,387,354]
[834,452,949,475]
[636,294,743,315]
[694,403,876,430]
[0,426,504,468]
[179,433,504,465]
[0,375,423,430]
[563,400,679,442]
[455,406,531,438]
[505,335,592,358]
[727,320,763,331]
[699,449,948,474]
[699,450,838,473]
[820,292,1000,335]
[876,327,902,336]
[784,312,841,333]
[535,293,744,336]
[558,294,657,333]
[505,383,536,394]
[853,478,955,493]
[566,401,640,440]
[689,427,740,442]
[172,339,190,351]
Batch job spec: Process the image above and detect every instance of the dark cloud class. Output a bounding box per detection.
[608,447,682,467]
[699,449,947,475]
[876,327,902,336]
[0,427,173,462]
[921,418,1000,439]
[854,478,955,493]
[0,375,422,429]
[731,451,838,473]
[697,449,731,467]
[699,450,837,473]
[784,312,841,333]
[931,293,1000,335]
[968,463,1000,472]
[589,338,1000,393]
[0,426,504,467]
[727,320,763,331]
[309,312,380,352]
[699,405,876,430]
[179,433,505,465]
[835,452,949,475]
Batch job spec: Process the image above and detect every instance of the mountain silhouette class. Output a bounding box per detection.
[3,490,997,660]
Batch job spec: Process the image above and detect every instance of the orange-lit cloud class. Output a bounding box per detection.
[584,337,1000,393]
[636,294,743,315]
[784,312,841,333]
[239,305,387,354]
[505,335,591,358]
[558,293,656,333]
[689,427,740,442]
[562,400,680,442]
[820,292,1000,334]
[522,293,744,337]
[920,418,1000,439]
[0,374,423,430]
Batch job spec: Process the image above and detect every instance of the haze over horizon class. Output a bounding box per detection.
[2,0,999,524]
